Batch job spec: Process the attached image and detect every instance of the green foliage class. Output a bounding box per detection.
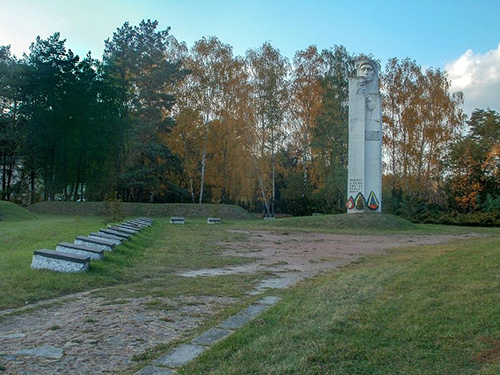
[103,19,188,202]
[483,194,500,212]
[103,191,124,223]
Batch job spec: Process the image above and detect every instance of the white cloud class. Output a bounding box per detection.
[446,44,500,117]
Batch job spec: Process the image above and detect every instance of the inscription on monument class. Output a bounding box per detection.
[365,131,380,141]
[349,179,363,193]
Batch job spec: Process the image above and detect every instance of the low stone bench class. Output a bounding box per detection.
[126,222,148,229]
[170,216,185,224]
[99,229,131,239]
[74,236,115,251]
[31,249,90,273]
[119,223,143,231]
[89,232,122,245]
[110,225,138,234]
[56,242,104,260]
[139,217,153,223]
[207,217,222,224]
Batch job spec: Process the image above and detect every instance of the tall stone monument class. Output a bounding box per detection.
[347,59,382,213]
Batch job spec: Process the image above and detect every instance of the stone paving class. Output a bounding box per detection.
[0,295,236,374]
[137,296,280,375]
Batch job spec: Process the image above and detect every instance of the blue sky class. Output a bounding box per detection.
[1,0,499,115]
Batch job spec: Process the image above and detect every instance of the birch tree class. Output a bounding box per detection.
[381,58,465,202]
[289,45,324,198]
[246,42,289,216]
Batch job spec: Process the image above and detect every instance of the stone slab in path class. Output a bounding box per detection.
[154,344,206,368]
[135,365,176,375]
[239,304,269,318]
[218,313,252,330]
[15,345,64,359]
[191,327,232,346]
[1,333,26,339]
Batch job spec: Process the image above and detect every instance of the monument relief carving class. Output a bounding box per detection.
[347,59,382,213]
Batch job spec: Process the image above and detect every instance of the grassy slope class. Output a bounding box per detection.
[181,237,500,375]
[0,201,39,221]
[241,213,499,235]
[27,201,254,220]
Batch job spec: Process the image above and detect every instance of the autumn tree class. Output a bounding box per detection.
[178,37,232,203]
[381,57,465,207]
[246,42,289,217]
[288,45,324,198]
[446,109,500,212]
[173,37,256,204]
[205,53,254,204]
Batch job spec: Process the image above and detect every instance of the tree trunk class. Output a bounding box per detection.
[199,147,206,204]
[199,123,209,204]
[30,171,36,204]
[189,176,195,203]
[1,150,6,200]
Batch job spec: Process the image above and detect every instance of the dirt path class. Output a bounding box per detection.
[0,230,481,374]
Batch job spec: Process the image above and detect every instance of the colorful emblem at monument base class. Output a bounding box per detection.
[346,196,355,210]
[354,193,365,210]
[367,191,380,210]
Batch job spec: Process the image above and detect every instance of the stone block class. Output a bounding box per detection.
[89,232,122,245]
[207,217,222,224]
[15,345,64,359]
[257,296,281,305]
[191,328,232,346]
[109,225,137,235]
[56,242,104,260]
[119,223,143,231]
[135,365,175,375]
[74,236,114,251]
[218,313,252,330]
[31,249,90,273]
[131,220,151,227]
[170,217,185,224]
[99,229,131,239]
[154,344,206,368]
[239,304,269,318]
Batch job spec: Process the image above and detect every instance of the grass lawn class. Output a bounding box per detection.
[0,214,256,310]
[179,235,500,375]
[1,204,500,374]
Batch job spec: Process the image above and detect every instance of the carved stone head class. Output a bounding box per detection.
[355,59,379,93]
